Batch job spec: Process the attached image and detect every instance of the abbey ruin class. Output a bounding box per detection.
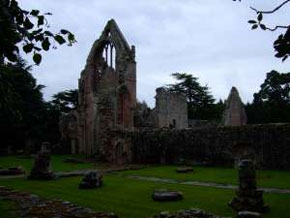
[60,19,290,169]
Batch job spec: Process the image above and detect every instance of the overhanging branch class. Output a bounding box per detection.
[250,0,290,14]
[266,25,290,31]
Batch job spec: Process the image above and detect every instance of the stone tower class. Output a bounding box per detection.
[77,19,136,156]
[151,87,188,129]
[222,87,247,126]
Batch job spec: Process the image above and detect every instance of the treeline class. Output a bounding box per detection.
[167,71,290,124]
[0,60,77,153]
[245,70,290,124]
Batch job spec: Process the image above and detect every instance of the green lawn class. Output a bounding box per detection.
[118,165,290,189]
[0,175,289,218]
[0,155,96,173]
[0,199,19,218]
[0,159,290,218]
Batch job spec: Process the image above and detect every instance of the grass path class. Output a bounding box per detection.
[118,165,290,189]
[127,175,290,194]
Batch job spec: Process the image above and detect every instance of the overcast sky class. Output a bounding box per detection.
[19,0,290,107]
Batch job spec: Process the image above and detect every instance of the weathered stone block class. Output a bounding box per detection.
[79,171,103,189]
[152,189,183,201]
[176,167,193,173]
[229,159,269,213]
[28,153,55,180]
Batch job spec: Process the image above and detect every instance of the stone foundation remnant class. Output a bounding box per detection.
[237,211,261,218]
[0,166,24,176]
[222,87,247,126]
[229,159,269,213]
[176,166,193,173]
[79,171,103,189]
[152,189,183,201]
[0,186,118,218]
[28,152,55,180]
[150,208,227,218]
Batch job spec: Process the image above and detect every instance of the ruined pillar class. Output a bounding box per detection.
[222,87,247,126]
[229,159,269,213]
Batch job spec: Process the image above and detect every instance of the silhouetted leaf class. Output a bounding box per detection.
[252,24,258,30]
[257,13,263,22]
[248,20,256,24]
[60,29,69,34]
[30,10,40,16]
[6,52,18,62]
[275,52,285,58]
[282,55,288,62]
[16,14,24,24]
[37,16,44,26]
[32,28,43,35]
[260,24,266,30]
[44,31,53,36]
[24,18,34,29]
[68,33,75,41]
[23,44,34,53]
[35,34,44,41]
[42,38,50,51]
[54,35,66,44]
[33,53,42,65]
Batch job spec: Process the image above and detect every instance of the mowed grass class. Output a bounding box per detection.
[0,155,95,172]
[119,165,290,189]
[1,175,290,218]
[0,199,20,218]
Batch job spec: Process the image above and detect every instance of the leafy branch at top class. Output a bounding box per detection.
[0,0,77,65]
[234,0,290,62]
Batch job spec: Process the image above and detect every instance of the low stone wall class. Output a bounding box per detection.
[113,124,290,169]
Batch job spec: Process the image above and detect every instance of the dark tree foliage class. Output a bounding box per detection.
[0,60,45,150]
[246,70,290,123]
[0,61,61,151]
[167,73,223,121]
[234,0,290,61]
[0,0,76,65]
[254,70,290,104]
[51,89,78,114]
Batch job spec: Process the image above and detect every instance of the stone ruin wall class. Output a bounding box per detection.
[150,88,188,129]
[222,86,247,126]
[110,123,290,170]
[76,19,136,156]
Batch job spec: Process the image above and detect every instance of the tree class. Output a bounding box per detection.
[0,60,47,151]
[51,89,78,114]
[245,70,290,123]
[234,0,290,61]
[0,0,76,65]
[167,73,222,120]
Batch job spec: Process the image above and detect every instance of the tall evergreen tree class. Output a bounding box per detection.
[167,73,223,120]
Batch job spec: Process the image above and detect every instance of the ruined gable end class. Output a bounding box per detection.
[77,19,137,156]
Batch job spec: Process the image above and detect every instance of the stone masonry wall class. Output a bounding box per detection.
[150,88,188,129]
[116,123,290,169]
